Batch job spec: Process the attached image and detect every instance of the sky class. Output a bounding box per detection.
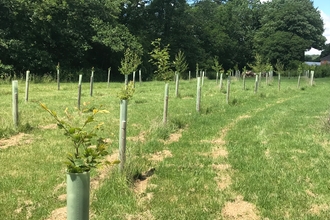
[305,0,330,55]
[260,0,330,55]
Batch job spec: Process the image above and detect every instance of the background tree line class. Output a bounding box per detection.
[0,0,327,81]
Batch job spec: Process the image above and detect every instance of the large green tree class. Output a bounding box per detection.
[254,0,326,68]
[0,0,140,76]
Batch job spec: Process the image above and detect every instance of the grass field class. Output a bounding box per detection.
[1,75,330,220]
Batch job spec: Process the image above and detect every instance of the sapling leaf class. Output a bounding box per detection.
[69,128,75,134]
[74,159,85,167]
[85,116,94,124]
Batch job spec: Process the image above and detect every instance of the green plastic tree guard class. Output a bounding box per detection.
[67,172,90,220]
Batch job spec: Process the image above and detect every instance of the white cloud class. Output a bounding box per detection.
[305,10,330,55]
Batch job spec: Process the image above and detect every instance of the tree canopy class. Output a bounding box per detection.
[0,0,327,79]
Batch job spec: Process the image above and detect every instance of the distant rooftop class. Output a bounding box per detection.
[305,61,321,66]
[320,55,330,62]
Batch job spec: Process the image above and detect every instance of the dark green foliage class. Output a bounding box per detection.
[254,0,326,67]
[0,0,326,78]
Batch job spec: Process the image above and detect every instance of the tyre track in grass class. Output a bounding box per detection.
[204,97,294,220]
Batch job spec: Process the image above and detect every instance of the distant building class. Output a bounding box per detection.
[320,55,330,65]
[305,61,321,66]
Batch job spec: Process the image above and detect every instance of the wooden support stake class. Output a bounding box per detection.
[25,70,30,102]
[163,83,169,124]
[297,74,301,89]
[243,74,246,90]
[202,71,205,86]
[78,75,82,110]
[278,74,281,91]
[57,66,60,90]
[196,77,201,112]
[226,77,231,104]
[132,71,136,87]
[90,69,94,97]
[175,73,179,97]
[107,67,111,88]
[12,80,18,128]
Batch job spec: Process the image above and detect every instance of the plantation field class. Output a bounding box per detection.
[1,76,330,219]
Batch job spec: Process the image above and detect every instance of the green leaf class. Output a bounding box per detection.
[74,159,85,167]
[69,128,75,134]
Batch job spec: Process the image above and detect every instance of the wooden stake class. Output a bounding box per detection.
[12,80,18,128]
[57,64,60,90]
[202,71,205,86]
[107,67,111,88]
[25,70,30,102]
[78,75,82,110]
[175,73,179,97]
[243,74,246,90]
[196,77,201,112]
[226,77,231,104]
[90,68,94,97]
[163,83,169,124]
[278,74,281,91]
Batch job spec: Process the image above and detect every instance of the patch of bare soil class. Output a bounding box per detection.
[14,200,37,219]
[0,133,33,150]
[308,204,330,216]
[207,114,250,159]
[90,150,119,190]
[212,164,232,190]
[222,196,260,220]
[149,150,173,162]
[128,131,147,143]
[131,168,158,219]
[211,147,229,159]
[305,189,316,198]
[162,129,184,144]
[125,210,155,220]
[134,168,156,194]
[47,207,66,220]
[46,150,119,220]
[40,124,58,129]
